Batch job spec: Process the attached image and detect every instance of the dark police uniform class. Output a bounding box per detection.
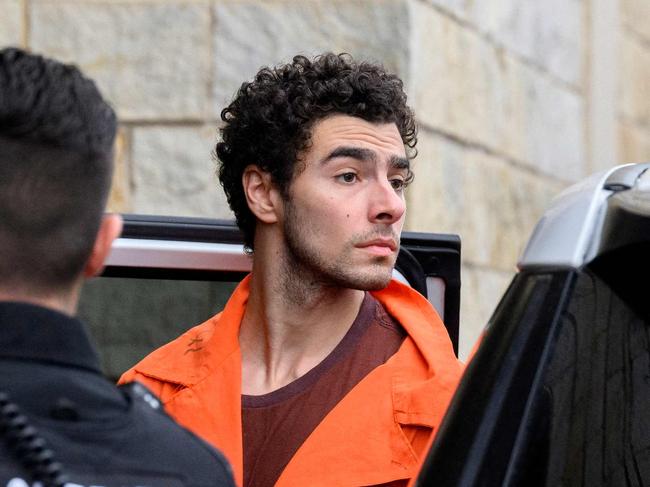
[0,302,235,487]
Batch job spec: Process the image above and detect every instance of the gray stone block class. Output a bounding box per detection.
[619,120,650,164]
[523,66,586,182]
[428,0,584,87]
[0,0,23,47]
[411,3,529,162]
[486,0,583,87]
[30,1,212,121]
[623,0,650,41]
[405,131,565,270]
[212,0,411,112]
[411,2,585,181]
[131,125,233,218]
[459,264,513,361]
[410,3,499,152]
[620,33,650,125]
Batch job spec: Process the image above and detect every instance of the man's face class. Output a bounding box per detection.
[280,114,409,290]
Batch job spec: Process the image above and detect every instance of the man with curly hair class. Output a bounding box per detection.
[122,53,463,487]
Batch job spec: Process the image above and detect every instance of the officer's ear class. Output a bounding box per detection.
[242,165,282,224]
[83,213,123,278]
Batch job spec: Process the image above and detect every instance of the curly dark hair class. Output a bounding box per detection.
[216,52,417,252]
[0,47,117,292]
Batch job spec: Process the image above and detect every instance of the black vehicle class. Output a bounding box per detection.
[416,162,650,486]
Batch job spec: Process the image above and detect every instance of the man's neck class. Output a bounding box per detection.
[239,252,365,396]
[0,288,79,317]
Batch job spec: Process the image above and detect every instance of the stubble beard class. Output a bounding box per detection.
[280,201,396,300]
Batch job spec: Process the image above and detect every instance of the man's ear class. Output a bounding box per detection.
[242,165,282,224]
[83,213,123,278]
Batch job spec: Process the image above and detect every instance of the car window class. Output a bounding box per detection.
[78,277,238,380]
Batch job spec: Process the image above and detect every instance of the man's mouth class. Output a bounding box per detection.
[355,238,397,256]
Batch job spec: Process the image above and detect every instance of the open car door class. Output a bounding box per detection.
[78,218,461,380]
[416,163,650,486]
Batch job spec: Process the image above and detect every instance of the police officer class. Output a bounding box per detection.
[0,48,235,487]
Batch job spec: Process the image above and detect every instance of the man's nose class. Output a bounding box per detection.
[369,179,406,224]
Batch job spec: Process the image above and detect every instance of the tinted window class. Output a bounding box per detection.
[78,277,239,380]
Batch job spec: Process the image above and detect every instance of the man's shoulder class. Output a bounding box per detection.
[372,279,446,332]
[119,311,224,390]
[373,279,463,372]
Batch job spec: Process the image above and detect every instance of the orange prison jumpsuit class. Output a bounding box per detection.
[120,276,463,486]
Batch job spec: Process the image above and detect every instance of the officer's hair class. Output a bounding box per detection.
[0,48,117,293]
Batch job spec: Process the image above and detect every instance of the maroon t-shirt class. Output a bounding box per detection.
[241,293,406,487]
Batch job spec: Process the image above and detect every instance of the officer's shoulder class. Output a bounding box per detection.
[120,381,235,485]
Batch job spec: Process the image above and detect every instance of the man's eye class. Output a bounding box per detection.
[390,178,405,191]
[337,173,357,183]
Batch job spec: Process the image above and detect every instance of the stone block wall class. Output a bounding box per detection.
[2,0,647,359]
[619,0,650,163]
